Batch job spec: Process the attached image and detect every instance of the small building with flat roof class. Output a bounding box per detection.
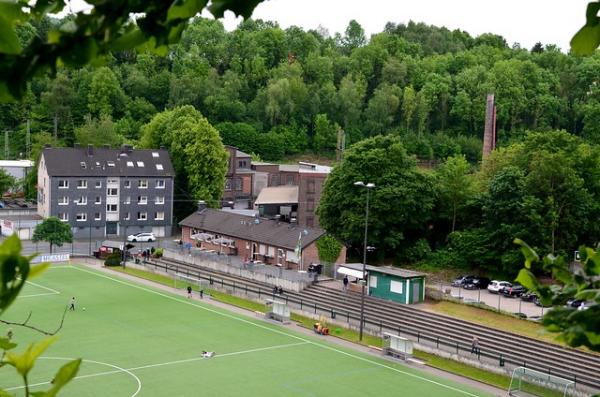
[337,263,426,304]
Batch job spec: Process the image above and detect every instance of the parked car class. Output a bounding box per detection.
[464,277,490,290]
[501,283,526,298]
[487,280,512,294]
[566,298,584,309]
[520,291,537,302]
[451,275,475,287]
[127,232,156,242]
[578,301,597,311]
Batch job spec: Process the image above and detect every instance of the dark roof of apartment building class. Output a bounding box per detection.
[179,208,324,250]
[42,145,175,177]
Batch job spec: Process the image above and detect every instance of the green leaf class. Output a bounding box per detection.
[4,336,57,377]
[29,263,49,279]
[571,24,600,55]
[209,0,263,18]
[514,238,539,269]
[110,28,146,52]
[0,388,14,397]
[30,0,66,16]
[515,268,540,292]
[0,336,17,350]
[59,37,98,68]
[44,359,81,397]
[0,2,26,55]
[168,0,208,21]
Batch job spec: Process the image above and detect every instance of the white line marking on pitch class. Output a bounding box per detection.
[25,280,61,294]
[71,265,485,397]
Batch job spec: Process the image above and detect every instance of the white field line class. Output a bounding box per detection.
[25,280,60,294]
[71,265,486,397]
[18,292,59,298]
[7,342,308,392]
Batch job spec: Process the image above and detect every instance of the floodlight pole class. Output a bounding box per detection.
[355,181,375,341]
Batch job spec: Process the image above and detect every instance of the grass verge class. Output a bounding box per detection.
[108,265,563,395]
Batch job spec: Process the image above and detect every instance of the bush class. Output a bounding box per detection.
[104,252,121,267]
[153,248,164,258]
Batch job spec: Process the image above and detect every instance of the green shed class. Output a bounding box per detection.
[339,263,426,304]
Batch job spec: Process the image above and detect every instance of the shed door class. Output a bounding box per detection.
[412,280,420,303]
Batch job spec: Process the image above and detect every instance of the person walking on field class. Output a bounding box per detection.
[68,297,76,311]
[187,285,192,299]
[343,275,349,292]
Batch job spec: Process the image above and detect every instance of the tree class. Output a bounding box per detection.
[87,67,127,119]
[74,115,124,148]
[317,135,436,258]
[0,168,16,196]
[0,1,265,101]
[342,20,366,53]
[32,217,73,253]
[313,114,338,153]
[436,155,474,233]
[140,106,228,214]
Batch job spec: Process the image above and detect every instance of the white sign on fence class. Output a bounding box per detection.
[31,253,70,264]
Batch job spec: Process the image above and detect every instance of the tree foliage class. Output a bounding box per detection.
[32,217,73,253]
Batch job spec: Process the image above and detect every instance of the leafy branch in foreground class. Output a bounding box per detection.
[515,238,600,352]
[0,0,264,101]
[0,235,80,396]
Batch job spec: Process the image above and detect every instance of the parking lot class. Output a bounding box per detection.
[432,282,551,319]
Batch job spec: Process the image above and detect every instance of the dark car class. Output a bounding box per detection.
[501,283,526,298]
[520,291,537,302]
[566,298,584,309]
[451,275,475,287]
[463,277,490,290]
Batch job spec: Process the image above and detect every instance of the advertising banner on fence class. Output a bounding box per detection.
[31,253,70,263]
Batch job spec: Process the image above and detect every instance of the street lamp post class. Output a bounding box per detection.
[354,181,375,341]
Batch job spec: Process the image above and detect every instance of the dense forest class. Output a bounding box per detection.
[2,16,600,275]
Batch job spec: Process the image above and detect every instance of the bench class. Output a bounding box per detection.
[368,345,383,353]
[255,311,264,318]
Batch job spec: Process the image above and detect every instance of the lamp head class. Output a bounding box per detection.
[366,183,376,189]
[354,181,365,187]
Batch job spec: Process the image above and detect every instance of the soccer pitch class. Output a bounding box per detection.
[0,265,493,397]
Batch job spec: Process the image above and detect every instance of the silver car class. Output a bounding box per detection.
[487,280,511,294]
[127,232,156,242]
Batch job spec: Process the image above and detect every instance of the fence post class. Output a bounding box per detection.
[331,308,335,319]
[456,343,459,354]
[347,311,350,323]
[436,337,439,348]
[379,320,382,333]
[300,299,303,310]
[417,331,420,343]
[314,303,317,314]
[258,288,261,298]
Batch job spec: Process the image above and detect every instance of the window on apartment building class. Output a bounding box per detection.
[138,196,147,205]
[306,199,314,212]
[138,179,148,188]
[155,211,164,220]
[124,196,131,204]
[235,178,242,191]
[124,212,130,220]
[58,180,68,189]
[286,175,294,185]
[76,196,87,205]
[107,161,115,167]
[137,161,145,167]
[59,213,68,221]
[95,180,102,188]
[94,212,101,220]
[80,162,86,169]
[77,180,87,189]
[107,204,117,212]
[307,180,315,193]
[270,175,280,186]
[124,180,131,188]
[126,161,134,167]
[155,164,163,171]
[156,179,165,189]
[238,160,247,168]
[306,217,314,227]
[152,152,159,158]
[95,196,101,204]
[224,179,232,191]
[155,196,164,205]
[76,213,87,221]
[107,188,118,196]
[58,196,68,205]
[137,212,147,220]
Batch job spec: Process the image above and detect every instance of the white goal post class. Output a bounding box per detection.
[508,367,575,397]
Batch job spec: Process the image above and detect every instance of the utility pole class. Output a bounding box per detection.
[26,119,31,159]
[4,130,9,160]
[336,129,346,162]
[53,115,58,140]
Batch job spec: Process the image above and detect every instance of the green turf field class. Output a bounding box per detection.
[0,264,493,397]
